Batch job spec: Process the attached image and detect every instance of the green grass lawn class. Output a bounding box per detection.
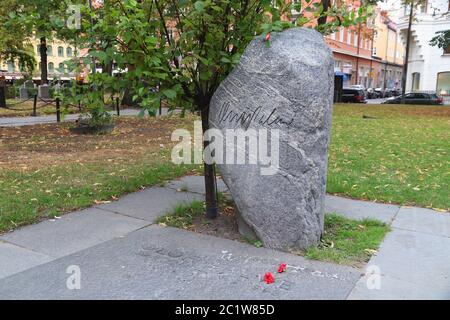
[0,116,200,233]
[329,104,449,211]
[0,104,448,234]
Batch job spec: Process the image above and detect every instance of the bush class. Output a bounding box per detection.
[5,86,16,99]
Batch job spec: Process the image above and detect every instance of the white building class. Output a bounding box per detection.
[398,0,450,94]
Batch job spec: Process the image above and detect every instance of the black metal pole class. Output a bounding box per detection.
[56,98,61,123]
[401,1,414,104]
[116,97,120,116]
[33,94,37,116]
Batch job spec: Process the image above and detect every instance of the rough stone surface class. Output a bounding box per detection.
[209,28,334,251]
[0,226,360,299]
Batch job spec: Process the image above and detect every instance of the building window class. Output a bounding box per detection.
[354,33,358,47]
[347,30,352,44]
[66,47,73,57]
[372,47,377,56]
[334,60,342,70]
[420,1,428,13]
[47,45,53,56]
[331,32,336,40]
[373,30,378,40]
[412,72,420,91]
[58,46,64,57]
[48,62,54,73]
[340,28,344,42]
[58,63,65,73]
[437,72,450,94]
[7,61,15,72]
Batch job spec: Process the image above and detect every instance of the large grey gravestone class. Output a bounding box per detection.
[19,80,35,100]
[209,28,334,251]
[38,84,50,99]
[19,84,29,100]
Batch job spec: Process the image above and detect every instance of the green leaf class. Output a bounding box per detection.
[194,1,205,12]
[162,89,177,99]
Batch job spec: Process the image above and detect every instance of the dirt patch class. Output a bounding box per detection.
[186,193,245,242]
[0,115,196,171]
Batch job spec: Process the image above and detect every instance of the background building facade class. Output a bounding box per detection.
[398,0,450,94]
[0,37,79,81]
[323,4,405,88]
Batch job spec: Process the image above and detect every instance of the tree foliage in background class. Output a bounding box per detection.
[0,0,35,73]
[7,0,85,82]
[430,29,450,50]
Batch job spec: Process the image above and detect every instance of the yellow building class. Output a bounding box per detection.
[371,10,405,89]
[0,37,79,80]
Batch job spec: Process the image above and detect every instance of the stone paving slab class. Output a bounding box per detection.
[325,195,400,223]
[348,228,450,300]
[0,225,361,300]
[96,187,203,222]
[0,208,149,258]
[166,175,228,194]
[392,207,450,238]
[349,274,450,300]
[0,241,53,280]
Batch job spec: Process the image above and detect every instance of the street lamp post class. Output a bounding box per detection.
[401,1,415,104]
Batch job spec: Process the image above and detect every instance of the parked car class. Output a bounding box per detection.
[383,92,444,105]
[366,88,379,99]
[374,87,385,98]
[342,88,367,103]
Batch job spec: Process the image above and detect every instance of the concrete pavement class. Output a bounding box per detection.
[0,175,448,299]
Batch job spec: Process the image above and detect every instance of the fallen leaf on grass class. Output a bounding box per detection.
[94,200,111,205]
[364,249,378,255]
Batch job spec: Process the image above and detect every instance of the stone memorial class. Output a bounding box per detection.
[209,28,334,251]
[19,84,29,100]
[38,84,50,99]
[19,81,34,100]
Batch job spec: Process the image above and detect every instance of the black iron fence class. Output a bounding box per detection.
[1,95,122,122]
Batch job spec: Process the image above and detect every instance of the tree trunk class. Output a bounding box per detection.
[317,0,330,26]
[121,64,136,106]
[39,37,48,84]
[201,104,218,219]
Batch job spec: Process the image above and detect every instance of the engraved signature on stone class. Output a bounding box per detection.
[218,101,294,130]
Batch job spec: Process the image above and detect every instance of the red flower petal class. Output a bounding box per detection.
[265,33,271,41]
[277,263,287,273]
[264,272,275,284]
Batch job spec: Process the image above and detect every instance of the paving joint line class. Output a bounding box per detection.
[0,238,54,258]
[390,225,450,239]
